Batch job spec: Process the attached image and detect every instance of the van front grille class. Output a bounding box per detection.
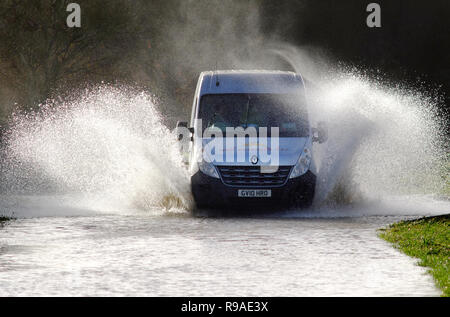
[217,166,292,187]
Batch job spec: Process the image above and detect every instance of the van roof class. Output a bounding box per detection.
[198,70,305,96]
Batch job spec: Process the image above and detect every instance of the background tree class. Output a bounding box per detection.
[0,0,141,108]
[0,0,448,130]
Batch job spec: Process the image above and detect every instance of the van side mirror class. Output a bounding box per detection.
[188,127,195,142]
[176,121,188,141]
[312,121,328,144]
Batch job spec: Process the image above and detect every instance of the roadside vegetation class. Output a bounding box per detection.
[1,1,449,132]
[0,216,11,225]
[379,215,450,297]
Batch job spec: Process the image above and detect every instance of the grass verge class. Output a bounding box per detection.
[379,215,449,297]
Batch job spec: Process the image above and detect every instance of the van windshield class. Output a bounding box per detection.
[198,93,309,137]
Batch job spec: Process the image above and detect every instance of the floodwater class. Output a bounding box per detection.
[0,73,447,296]
[0,203,446,296]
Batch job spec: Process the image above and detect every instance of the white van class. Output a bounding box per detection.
[176,70,327,209]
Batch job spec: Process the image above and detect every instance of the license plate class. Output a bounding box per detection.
[238,189,272,198]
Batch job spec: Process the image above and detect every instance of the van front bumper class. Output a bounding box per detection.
[191,170,316,209]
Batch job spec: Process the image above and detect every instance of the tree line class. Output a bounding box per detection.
[0,0,448,130]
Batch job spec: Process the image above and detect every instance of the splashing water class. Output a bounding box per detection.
[0,67,448,218]
[269,46,447,209]
[308,72,447,207]
[0,86,192,217]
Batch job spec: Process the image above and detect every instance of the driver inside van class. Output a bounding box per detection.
[207,97,246,132]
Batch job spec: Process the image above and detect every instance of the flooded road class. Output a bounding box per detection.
[0,81,447,297]
[0,209,443,296]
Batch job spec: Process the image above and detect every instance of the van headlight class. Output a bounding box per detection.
[290,147,312,178]
[198,160,220,178]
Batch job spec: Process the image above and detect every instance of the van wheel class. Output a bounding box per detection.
[195,203,206,210]
[291,187,314,209]
[195,200,210,210]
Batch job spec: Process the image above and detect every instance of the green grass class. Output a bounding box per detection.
[379,215,450,297]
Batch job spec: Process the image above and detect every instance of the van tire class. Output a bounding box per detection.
[291,186,315,209]
[195,201,211,210]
